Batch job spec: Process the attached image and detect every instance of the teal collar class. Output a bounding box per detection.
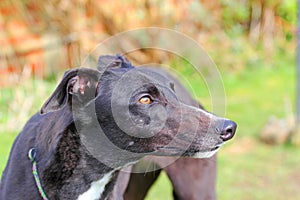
[28,148,49,200]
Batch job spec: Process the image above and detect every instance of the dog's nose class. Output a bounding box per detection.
[219,120,237,141]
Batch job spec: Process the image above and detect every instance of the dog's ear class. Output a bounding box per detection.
[97,54,133,72]
[40,68,100,114]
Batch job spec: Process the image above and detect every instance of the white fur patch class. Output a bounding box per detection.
[192,149,219,159]
[77,171,114,200]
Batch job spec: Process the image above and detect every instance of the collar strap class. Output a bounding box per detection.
[28,148,49,200]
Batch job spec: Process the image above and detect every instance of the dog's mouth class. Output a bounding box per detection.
[156,144,222,159]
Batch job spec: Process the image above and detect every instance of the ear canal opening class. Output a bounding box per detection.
[40,68,100,114]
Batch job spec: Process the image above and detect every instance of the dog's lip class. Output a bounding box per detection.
[156,144,222,154]
[156,146,185,152]
[211,146,220,151]
[209,143,224,151]
[155,146,186,155]
[156,146,184,151]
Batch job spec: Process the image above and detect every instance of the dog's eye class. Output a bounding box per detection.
[139,96,152,104]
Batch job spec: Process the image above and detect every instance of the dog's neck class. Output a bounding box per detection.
[37,112,137,199]
[43,144,120,199]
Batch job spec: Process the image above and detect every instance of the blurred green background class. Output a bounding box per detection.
[0,0,299,199]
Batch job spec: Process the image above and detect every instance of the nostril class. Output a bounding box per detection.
[221,128,233,140]
[220,120,237,141]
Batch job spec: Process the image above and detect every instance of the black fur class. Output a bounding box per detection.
[42,124,80,191]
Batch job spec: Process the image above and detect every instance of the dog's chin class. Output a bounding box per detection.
[190,144,223,158]
[155,144,222,158]
[192,149,219,159]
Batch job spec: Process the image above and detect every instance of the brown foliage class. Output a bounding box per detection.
[0,0,294,84]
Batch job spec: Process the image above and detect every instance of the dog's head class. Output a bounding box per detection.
[41,55,236,165]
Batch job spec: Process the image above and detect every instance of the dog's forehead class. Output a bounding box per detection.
[98,67,176,102]
[137,68,175,92]
[102,67,171,87]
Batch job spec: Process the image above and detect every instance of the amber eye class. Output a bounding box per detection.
[139,96,152,104]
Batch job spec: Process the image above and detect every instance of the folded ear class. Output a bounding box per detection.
[40,68,100,114]
[97,54,133,72]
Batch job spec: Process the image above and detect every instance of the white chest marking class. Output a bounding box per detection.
[77,171,113,200]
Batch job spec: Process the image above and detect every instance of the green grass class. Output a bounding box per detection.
[0,132,17,172]
[217,142,300,200]
[0,78,57,171]
[145,171,173,200]
[0,55,299,199]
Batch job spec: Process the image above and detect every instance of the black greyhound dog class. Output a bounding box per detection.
[0,55,236,200]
